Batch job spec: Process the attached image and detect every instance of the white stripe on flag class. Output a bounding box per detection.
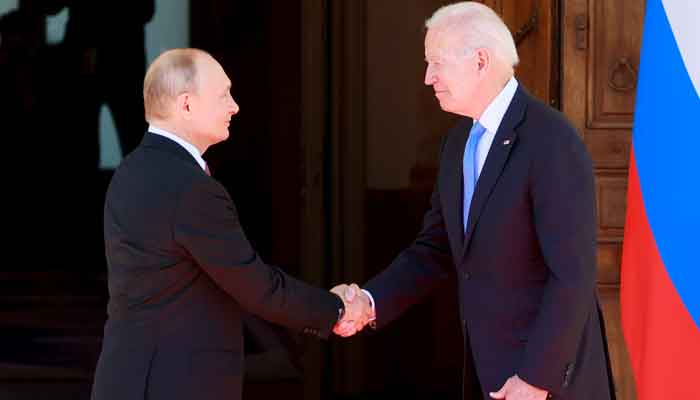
[661,0,700,98]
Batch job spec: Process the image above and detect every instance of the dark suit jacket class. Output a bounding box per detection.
[365,86,613,399]
[91,133,342,400]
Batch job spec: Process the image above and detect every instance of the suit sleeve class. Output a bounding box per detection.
[517,125,598,392]
[364,137,454,328]
[172,179,342,339]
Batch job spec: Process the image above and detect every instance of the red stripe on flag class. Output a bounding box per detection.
[621,152,700,399]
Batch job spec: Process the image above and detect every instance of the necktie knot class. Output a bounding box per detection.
[470,121,486,141]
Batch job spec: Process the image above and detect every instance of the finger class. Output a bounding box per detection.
[340,328,357,337]
[344,285,356,302]
[338,318,366,337]
[337,319,356,330]
[338,329,354,337]
[489,380,509,399]
[337,323,357,337]
[333,322,354,337]
[349,283,362,298]
[333,321,348,333]
[330,284,348,299]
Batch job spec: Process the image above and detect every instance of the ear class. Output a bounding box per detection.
[475,47,490,74]
[175,92,194,120]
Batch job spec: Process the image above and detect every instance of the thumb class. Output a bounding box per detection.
[489,381,508,399]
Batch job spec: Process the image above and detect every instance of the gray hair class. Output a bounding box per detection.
[425,2,519,67]
[143,48,211,121]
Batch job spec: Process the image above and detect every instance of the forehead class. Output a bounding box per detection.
[424,26,461,59]
[198,56,230,87]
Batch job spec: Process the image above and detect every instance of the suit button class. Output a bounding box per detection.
[565,363,574,374]
[462,271,471,280]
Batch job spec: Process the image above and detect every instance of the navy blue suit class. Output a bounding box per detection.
[365,86,614,399]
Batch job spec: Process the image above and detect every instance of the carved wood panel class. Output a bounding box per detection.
[597,241,622,284]
[587,0,644,129]
[585,129,632,168]
[597,173,628,235]
[562,0,644,399]
[495,0,557,104]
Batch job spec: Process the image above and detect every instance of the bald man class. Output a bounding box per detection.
[91,48,367,400]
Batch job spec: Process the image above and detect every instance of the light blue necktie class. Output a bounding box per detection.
[463,121,486,232]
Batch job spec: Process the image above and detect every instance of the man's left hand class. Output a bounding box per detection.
[489,374,548,400]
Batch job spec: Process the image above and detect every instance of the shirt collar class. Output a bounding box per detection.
[148,125,207,171]
[476,76,518,134]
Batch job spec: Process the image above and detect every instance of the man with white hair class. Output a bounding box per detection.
[91,48,368,400]
[334,2,614,399]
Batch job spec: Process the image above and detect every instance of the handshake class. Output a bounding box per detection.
[330,284,376,337]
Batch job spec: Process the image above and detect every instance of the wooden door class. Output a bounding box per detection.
[332,0,560,398]
[562,0,642,399]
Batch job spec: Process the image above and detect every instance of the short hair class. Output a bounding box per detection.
[425,2,519,67]
[143,48,211,121]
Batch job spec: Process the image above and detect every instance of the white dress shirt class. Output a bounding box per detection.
[148,125,207,172]
[473,76,519,177]
[363,77,519,326]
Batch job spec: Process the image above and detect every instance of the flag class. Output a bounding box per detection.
[621,0,700,399]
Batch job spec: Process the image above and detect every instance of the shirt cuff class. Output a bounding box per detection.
[361,289,376,321]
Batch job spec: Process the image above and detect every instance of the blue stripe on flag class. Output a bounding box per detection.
[633,0,700,326]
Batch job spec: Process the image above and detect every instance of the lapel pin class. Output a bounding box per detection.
[502,139,511,146]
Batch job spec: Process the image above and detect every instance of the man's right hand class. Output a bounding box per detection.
[490,374,549,400]
[331,283,373,337]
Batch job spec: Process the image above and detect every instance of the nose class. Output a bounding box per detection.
[230,99,240,116]
[424,65,435,86]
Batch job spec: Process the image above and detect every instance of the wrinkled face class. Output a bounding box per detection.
[189,57,239,145]
[424,27,480,116]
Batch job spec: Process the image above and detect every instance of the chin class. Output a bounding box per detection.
[207,133,228,145]
[438,101,454,113]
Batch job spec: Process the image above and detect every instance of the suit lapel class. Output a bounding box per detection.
[460,87,528,260]
[442,119,472,255]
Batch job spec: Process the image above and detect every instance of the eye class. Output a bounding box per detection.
[427,62,441,71]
